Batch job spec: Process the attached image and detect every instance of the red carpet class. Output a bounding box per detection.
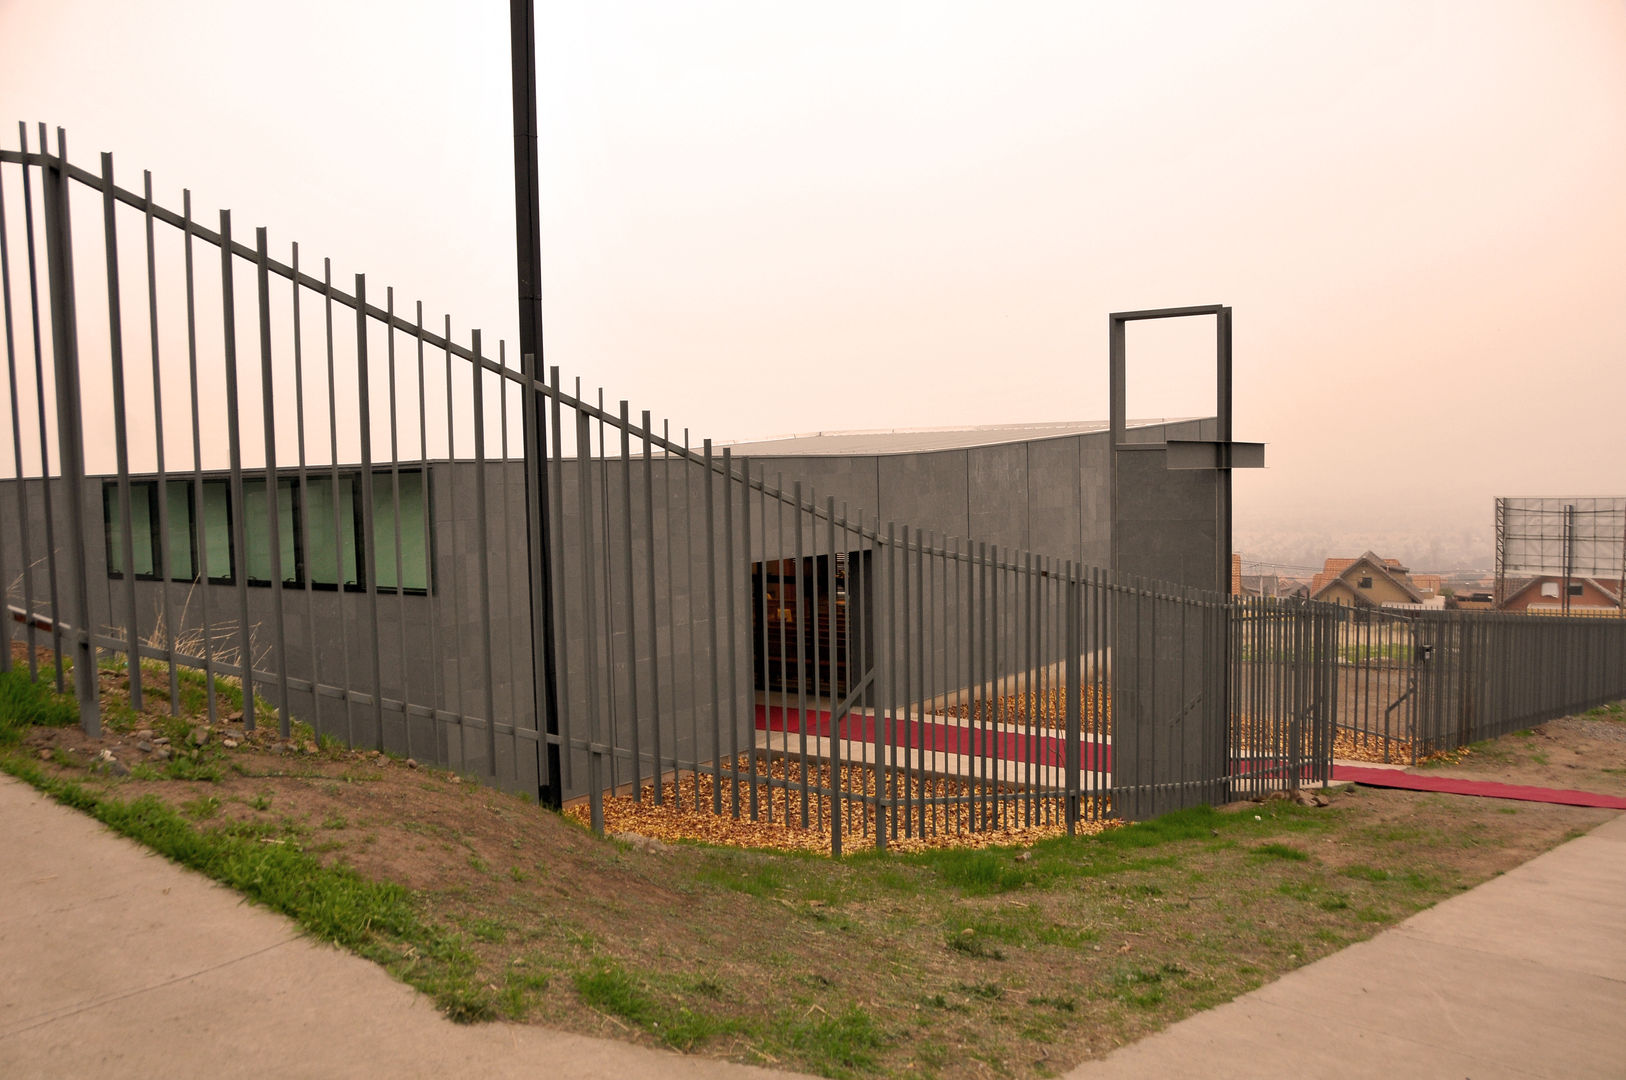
[1332,765,1626,809]
[754,704,1113,772]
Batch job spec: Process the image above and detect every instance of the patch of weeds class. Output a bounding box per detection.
[508,865,531,883]
[947,930,1005,960]
[913,847,1039,895]
[499,960,551,1018]
[180,795,221,820]
[1529,752,1549,766]
[769,1005,886,1079]
[1107,964,1185,1009]
[163,754,222,783]
[1338,864,1392,883]
[573,962,741,1051]
[128,762,163,781]
[467,853,491,874]
[249,792,273,811]
[467,917,508,944]
[1028,994,1077,1012]
[1251,842,1309,861]
[688,975,726,999]
[693,858,787,897]
[322,814,349,830]
[953,981,1004,1001]
[0,670,78,743]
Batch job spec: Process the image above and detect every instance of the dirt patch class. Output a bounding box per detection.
[1412,703,1626,797]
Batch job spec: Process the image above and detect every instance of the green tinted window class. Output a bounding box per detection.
[105,481,156,577]
[304,474,359,587]
[163,480,194,579]
[370,470,428,591]
[199,481,233,581]
[243,477,299,584]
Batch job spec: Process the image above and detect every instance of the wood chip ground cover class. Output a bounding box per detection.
[1,649,1618,1080]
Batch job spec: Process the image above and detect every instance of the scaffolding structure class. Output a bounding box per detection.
[1495,498,1626,614]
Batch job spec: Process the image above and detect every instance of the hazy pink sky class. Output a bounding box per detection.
[2,0,1623,572]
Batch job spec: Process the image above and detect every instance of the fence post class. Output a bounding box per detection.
[40,130,99,734]
[1064,563,1081,834]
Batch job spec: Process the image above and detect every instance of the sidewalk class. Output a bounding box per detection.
[1066,811,1626,1079]
[0,775,804,1080]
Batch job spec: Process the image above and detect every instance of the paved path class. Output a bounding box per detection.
[1066,811,1626,1079]
[1333,764,1626,809]
[0,775,804,1080]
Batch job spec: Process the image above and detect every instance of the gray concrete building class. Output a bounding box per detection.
[2,415,1237,805]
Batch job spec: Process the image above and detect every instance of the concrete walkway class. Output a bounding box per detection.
[1067,811,1626,1079]
[0,775,804,1080]
[3,773,1622,1080]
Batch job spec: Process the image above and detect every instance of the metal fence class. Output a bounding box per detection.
[4,127,1625,853]
[1324,606,1626,763]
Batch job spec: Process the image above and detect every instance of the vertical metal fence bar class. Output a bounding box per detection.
[548,367,571,789]
[325,266,351,744]
[0,155,28,677]
[950,537,962,834]
[754,463,771,822]
[724,448,742,818]
[354,277,384,750]
[849,508,865,839]
[294,246,320,738]
[702,439,721,815]
[387,291,412,760]
[42,129,98,729]
[643,410,662,805]
[683,428,699,809]
[502,348,526,780]
[875,523,893,851]
[809,481,824,833]
[661,419,677,804]
[182,192,216,723]
[220,211,255,729]
[468,332,496,776]
[415,302,436,767]
[898,524,912,839]
[739,455,756,819]
[826,495,841,855]
[916,527,931,838]
[141,171,180,714]
[618,402,641,801]
[771,473,786,822]
[575,407,604,831]
[101,153,143,708]
[17,126,62,686]
[254,228,291,737]
[1065,562,1080,833]
[793,479,808,827]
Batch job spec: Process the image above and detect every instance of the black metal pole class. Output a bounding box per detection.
[511,0,564,807]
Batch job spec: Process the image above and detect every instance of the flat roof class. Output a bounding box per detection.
[720,418,1198,457]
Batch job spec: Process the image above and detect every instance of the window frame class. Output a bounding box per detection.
[101,467,433,596]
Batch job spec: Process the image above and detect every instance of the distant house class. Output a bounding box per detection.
[1500,576,1625,617]
[1451,589,1497,612]
[1309,551,1444,610]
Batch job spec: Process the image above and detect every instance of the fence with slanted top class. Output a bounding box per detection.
[4,127,1624,852]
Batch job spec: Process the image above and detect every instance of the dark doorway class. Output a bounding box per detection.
[751,552,870,698]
